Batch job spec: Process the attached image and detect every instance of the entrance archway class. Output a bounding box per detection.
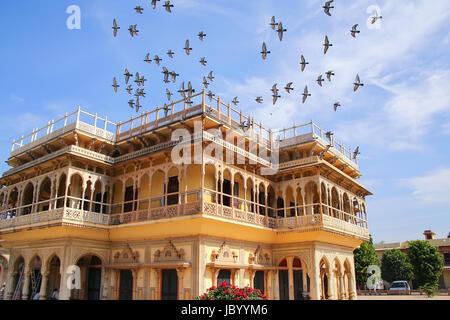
[74,254,102,300]
[46,255,61,299]
[11,256,25,300]
[119,270,133,300]
[161,269,178,300]
[278,258,289,300]
[27,255,42,300]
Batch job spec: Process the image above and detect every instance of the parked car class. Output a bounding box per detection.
[388,281,411,295]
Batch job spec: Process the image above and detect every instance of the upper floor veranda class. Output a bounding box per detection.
[4,91,361,180]
[0,156,370,242]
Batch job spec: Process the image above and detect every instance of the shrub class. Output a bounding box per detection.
[420,283,437,298]
[195,281,267,300]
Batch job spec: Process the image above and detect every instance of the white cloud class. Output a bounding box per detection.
[217,0,450,151]
[401,168,450,204]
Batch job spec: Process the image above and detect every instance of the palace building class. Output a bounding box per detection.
[0,91,371,300]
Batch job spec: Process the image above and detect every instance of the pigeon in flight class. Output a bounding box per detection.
[154,55,162,66]
[277,22,287,41]
[353,146,360,159]
[324,35,332,54]
[112,77,119,93]
[284,82,294,94]
[302,86,311,103]
[261,42,271,60]
[350,24,360,38]
[151,0,160,10]
[255,97,263,104]
[232,97,239,106]
[134,6,144,14]
[134,72,141,86]
[300,55,309,72]
[333,102,341,111]
[169,71,179,83]
[323,0,334,16]
[353,74,364,91]
[198,31,207,41]
[135,98,141,113]
[140,75,147,86]
[163,104,170,117]
[163,1,174,13]
[207,90,215,101]
[166,88,173,101]
[128,99,135,109]
[167,49,174,58]
[187,81,195,97]
[325,131,334,141]
[184,40,192,55]
[203,77,209,88]
[318,144,332,158]
[325,71,335,82]
[317,75,325,87]
[112,19,120,37]
[162,67,170,83]
[144,53,152,64]
[128,25,139,37]
[270,16,278,30]
[207,71,215,82]
[271,83,279,96]
[178,82,188,98]
[124,69,132,84]
[199,57,208,66]
[371,9,382,24]
[239,121,250,131]
[137,88,146,98]
[272,93,281,105]
[126,85,132,95]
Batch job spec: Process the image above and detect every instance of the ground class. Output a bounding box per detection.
[357,294,450,300]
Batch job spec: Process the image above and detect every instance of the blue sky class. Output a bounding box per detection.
[0,0,449,243]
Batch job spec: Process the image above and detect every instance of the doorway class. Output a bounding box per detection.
[161,269,178,300]
[119,270,133,300]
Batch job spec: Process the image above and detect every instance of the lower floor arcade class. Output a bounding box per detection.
[1,237,357,301]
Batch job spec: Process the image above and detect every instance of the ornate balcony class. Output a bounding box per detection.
[0,207,110,233]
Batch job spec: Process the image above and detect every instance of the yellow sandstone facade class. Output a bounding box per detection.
[0,91,371,300]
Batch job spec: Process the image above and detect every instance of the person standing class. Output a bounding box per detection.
[51,288,59,300]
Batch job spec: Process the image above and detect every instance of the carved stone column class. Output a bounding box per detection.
[21,268,31,300]
[176,268,185,300]
[5,271,17,300]
[327,271,337,300]
[339,273,345,300]
[39,271,50,300]
[348,270,357,300]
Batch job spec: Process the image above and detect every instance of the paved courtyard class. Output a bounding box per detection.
[357,294,450,300]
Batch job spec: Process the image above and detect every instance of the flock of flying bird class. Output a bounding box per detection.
[259,0,381,113]
[111,1,216,113]
[111,0,383,160]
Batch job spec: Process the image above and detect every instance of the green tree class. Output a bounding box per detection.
[407,240,443,288]
[381,249,414,283]
[353,235,380,288]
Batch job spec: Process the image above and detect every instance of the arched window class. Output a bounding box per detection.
[217,270,231,286]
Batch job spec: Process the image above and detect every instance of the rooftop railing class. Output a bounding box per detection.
[10,107,117,157]
[8,92,358,169]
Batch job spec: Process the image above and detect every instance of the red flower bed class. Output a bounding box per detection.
[195,281,267,300]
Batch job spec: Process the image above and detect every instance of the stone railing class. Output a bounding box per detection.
[0,207,110,231]
[109,201,202,225]
[203,201,369,239]
[203,202,277,229]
